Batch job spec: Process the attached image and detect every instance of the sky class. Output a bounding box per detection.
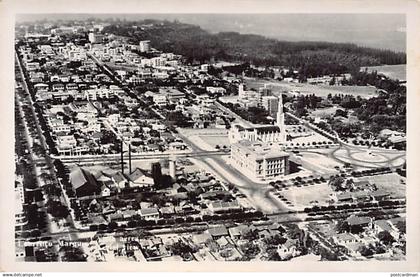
[17,13,406,52]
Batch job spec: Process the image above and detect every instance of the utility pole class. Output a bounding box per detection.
[120,140,124,174]
[128,144,132,174]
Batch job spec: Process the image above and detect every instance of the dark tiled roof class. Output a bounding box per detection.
[70,166,98,190]
[128,168,151,182]
[347,215,371,226]
[255,126,281,133]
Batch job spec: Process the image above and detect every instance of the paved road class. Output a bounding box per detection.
[16,52,78,241]
[56,149,228,164]
[176,129,291,214]
[286,111,406,169]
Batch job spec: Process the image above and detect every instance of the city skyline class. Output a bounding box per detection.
[11,14,408,264]
[16,13,406,52]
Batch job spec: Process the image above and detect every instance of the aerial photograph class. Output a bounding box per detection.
[13,13,407,262]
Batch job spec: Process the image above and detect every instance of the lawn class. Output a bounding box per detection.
[357,173,405,199]
[280,182,334,209]
[299,152,342,169]
[365,64,406,81]
[198,135,230,149]
[244,77,378,99]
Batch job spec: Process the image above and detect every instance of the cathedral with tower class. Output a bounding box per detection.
[228,94,287,144]
[228,94,290,181]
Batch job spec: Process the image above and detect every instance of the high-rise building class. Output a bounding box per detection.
[276,93,287,142]
[88,33,104,44]
[262,95,279,117]
[139,40,151,53]
[238,83,245,99]
[169,156,176,180]
[258,84,272,97]
[228,94,287,144]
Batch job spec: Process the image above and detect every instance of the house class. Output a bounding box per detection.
[352,180,375,191]
[192,232,213,245]
[346,215,372,230]
[34,83,49,92]
[208,200,241,213]
[159,206,175,218]
[345,242,364,257]
[336,192,353,202]
[371,190,390,201]
[122,209,137,219]
[258,229,279,239]
[100,183,111,197]
[216,236,235,249]
[127,168,154,187]
[70,166,99,197]
[374,220,400,240]
[139,208,160,220]
[153,94,168,106]
[277,239,299,260]
[16,242,26,260]
[174,201,196,215]
[263,222,280,231]
[52,83,65,91]
[171,183,188,194]
[207,225,228,239]
[333,233,359,246]
[353,191,371,202]
[200,190,231,200]
[111,171,128,189]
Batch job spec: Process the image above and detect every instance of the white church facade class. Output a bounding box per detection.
[228,94,287,144]
[229,94,290,181]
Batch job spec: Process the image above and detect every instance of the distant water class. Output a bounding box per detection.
[17,13,406,53]
[364,64,406,81]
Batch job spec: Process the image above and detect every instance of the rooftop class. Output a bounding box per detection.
[346,215,371,226]
[208,225,228,237]
[232,140,289,160]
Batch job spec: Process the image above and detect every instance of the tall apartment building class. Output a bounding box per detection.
[262,95,279,117]
[229,94,287,144]
[139,40,151,52]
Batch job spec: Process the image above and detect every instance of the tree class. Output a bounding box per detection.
[240,242,260,258]
[60,246,86,262]
[170,240,195,259]
[378,231,395,245]
[395,220,406,234]
[150,194,168,207]
[43,183,62,197]
[319,247,340,261]
[335,109,348,118]
[46,200,69,219]
[335,221,350,233]
[220,248,233,260]
[358,245,374,257]
[32,142,45,156]
[241,229,259,241]
[328,176,345,191]
[264,235,287,246]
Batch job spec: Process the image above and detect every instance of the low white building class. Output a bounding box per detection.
[139,208,160,220]
[127,168,154,187]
